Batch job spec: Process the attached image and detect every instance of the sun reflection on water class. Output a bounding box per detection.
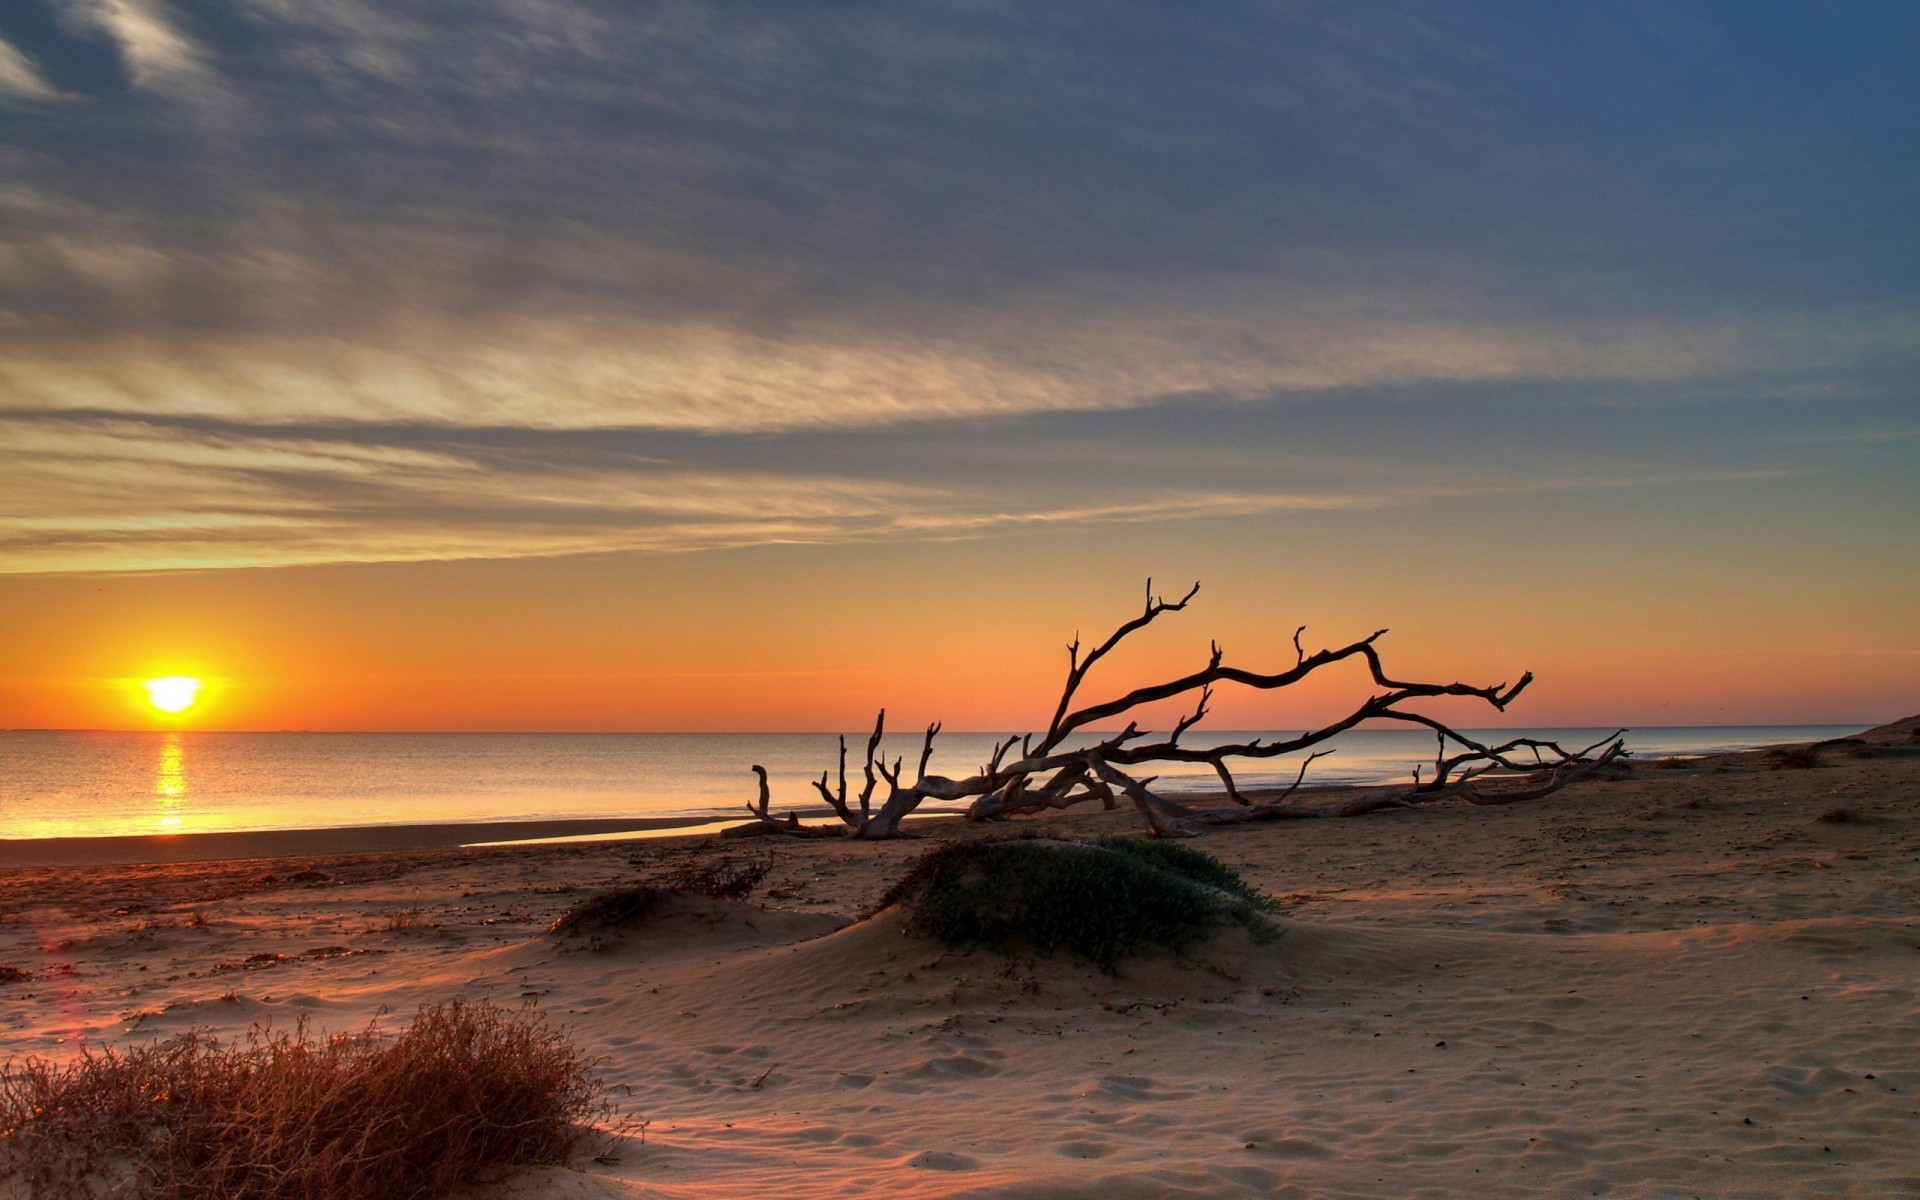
[154,733,188,829]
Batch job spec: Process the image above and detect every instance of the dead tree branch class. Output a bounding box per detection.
[733,583,1625,839]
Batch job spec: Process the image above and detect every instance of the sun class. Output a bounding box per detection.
[143,676,203,715]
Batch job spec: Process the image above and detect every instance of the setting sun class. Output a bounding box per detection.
[143,676,202,715]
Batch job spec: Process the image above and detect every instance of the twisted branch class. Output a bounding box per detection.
[733,583,1623,839]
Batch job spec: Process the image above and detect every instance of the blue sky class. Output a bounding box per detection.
[1,0,1914,572]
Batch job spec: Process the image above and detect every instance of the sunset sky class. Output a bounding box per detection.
[1,2,1914,732]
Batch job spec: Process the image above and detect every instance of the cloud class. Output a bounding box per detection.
[56,0,208,88]
[0,410,1815,574]
[0,1,1912,574]
[0,38,58,99]
[3,304,1913,434]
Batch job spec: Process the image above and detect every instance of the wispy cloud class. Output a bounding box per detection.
[0,412,1818,574]
[56,0,208,88]
[3,306,1912,433]
[0,2,1911,574]
[0,37,58,99]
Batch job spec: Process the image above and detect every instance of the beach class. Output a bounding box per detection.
[4,720,1917,1198]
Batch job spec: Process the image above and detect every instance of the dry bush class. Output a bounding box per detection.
[548,886,665,937]
[1766,745,1821,771]
[662,855,773,900]
[377,907,431,933]
[0,999,606,1200]
[550,856,772,938]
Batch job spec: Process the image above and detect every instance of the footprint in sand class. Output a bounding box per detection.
[1212,1164,1284,1189]
[1241,1133,1333,1159]
[785,1126,841,1144]
[1054,1139,1115,1159]
[909,1054,1002,1079]
[1755,1065,1857,1095]
[1082,1074,1193,1102]
[903,1150,977,1170]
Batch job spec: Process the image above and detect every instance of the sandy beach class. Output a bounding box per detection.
[4,719,1918,1198]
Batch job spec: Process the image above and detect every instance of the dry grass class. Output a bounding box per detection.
[1766,745,1822,770]
[376,907,434,933]
[663,855,773,900]
[550,855,773,938]
[0,999,607,1200]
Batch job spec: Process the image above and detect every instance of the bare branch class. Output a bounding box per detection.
[916,721,942,783]
[986,734,1019,775]
[733,584,1617,840]
[1088,755,1193,838]
[809,737,853,820]
[1040,579,1199,750]
[857,711,885,819]
[748,765,771,820]
[1170,684,1212,744]
[1210,757,1247,805]
[1273,750,1333,803]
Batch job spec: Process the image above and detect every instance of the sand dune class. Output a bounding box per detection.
[4,738,1918,1196]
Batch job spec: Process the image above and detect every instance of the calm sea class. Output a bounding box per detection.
[0,725,1867,842]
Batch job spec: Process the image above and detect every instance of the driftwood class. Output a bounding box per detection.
[738,582,1625,839]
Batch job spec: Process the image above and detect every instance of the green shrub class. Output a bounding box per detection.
[877,838,1277,970]
[1095,836,1274,909]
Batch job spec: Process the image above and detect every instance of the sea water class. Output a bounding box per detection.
[0,725,1867,841]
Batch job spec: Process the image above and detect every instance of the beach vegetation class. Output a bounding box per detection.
[1093,835,1272,909]
[377,907,427,933]
[876,837,1277,970]
[550,855,773,938]
[1766,745,1822,770]
[663,854,774,900]
[0,998,607,1200]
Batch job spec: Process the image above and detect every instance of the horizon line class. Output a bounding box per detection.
[0,721,1883,738]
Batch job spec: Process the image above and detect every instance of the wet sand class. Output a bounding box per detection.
[0,816,733,870]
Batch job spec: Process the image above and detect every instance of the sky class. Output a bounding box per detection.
[0,0,1914,732]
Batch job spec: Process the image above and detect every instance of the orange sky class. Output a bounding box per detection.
[4,480,1913,733]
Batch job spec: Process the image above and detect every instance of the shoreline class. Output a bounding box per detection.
[0,815,721,870]
[6,719,1911,872]
[1,726,1873,863]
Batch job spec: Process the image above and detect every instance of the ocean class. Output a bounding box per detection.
[0,725,1867,842]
